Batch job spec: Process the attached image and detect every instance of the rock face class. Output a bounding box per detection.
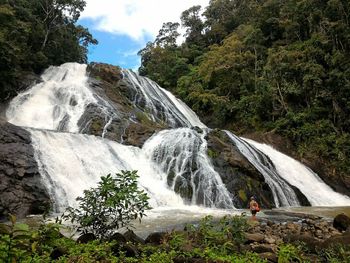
[82,63,166,147]
[206,130,275,208]
[0,121,50,220]
[0,72,42,103]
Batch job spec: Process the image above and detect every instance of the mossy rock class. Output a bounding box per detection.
[135,111,154,126]
[90,118,103,135]
[238,189,248,203]
[207,148,219,159]
[88,63,122,84]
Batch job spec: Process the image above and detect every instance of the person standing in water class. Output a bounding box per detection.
[249,196,260,220]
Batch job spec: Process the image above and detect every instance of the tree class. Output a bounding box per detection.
[0,0,97,101]
[155,22,180,48]
[181,5,205,46]
[32,0,86,50]
[63,171,151,240]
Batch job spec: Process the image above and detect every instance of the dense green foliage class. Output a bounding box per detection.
[0,214,349,262]
[138,0,350,183]
[0,0,97,100]
[63,171,151,240]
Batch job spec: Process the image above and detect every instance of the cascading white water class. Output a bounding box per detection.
[7,63,96,133]
[225,131,300,207]
[30,129,184,211]
[122,70,205,128]
[5,63,220,212]
[244,139,350,206]
[143,128,234,208]
[6,62,350,212]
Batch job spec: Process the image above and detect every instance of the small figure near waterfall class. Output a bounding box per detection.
[249,196,260,220]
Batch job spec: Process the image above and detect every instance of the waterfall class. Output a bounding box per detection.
[225,131,350,206]
[244,139,350,206]
[6,62,350,211]
[7,64,96,133]
[5,63,224,211]
[225,131,300,207]
[143,128,234,208]
[30,129,184,210]
[122,70,206,128]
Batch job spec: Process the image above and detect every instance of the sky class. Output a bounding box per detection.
[79,0,210,71]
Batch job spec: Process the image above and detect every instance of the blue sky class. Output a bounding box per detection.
[79,18,147,70]
[79,0,210,70]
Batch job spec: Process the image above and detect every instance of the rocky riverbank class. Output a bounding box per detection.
[241,213,350,262]
[70,212,350,263]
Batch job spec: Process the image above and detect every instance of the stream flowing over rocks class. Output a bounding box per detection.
[1,62,350,219]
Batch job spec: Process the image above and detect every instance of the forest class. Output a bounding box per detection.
[138,0,350,185]
[0,0,97,100]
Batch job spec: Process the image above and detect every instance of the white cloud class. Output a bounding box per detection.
[81,0,210,42]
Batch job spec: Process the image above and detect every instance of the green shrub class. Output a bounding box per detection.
[63,171,151,240]
[278,244,303,263]
[0,214,33,263]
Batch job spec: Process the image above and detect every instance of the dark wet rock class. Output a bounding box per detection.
[191,126,203,134]
[112,243,139,257]
[77,233,96,244]
[109,232,127,243]
[0,72,42,103]
[145,232,167,245]
[290,186,310,206]
[333,213,350,232]
[206,130,275,208]
[123,230,145,244]
[50,246,68,260]
[0,121,50,219]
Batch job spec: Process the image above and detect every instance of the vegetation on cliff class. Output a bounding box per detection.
[138,0,350,190]
[0,0,97,101]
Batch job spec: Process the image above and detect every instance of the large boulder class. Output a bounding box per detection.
[333,213,350,232]
[145,232,167,245]
[0,121,50,220]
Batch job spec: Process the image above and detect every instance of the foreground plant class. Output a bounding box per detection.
[63,170,151,240]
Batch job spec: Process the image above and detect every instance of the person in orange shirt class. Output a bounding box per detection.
[249,196,260,220]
